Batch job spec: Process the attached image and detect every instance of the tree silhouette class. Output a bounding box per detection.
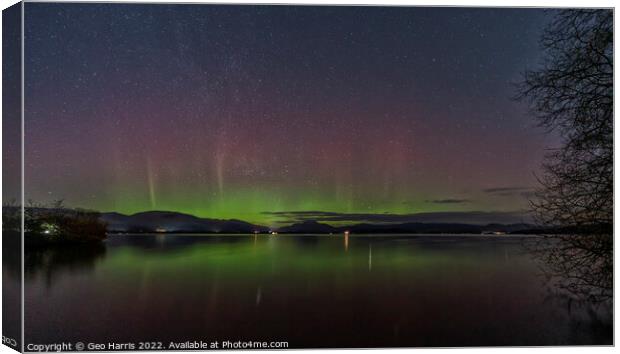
[518,9,612,302]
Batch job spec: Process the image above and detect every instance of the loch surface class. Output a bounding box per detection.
[22,234,612,348]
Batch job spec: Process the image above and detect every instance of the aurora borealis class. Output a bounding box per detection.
[18,4,558,226]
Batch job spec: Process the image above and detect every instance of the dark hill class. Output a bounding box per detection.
[101,211,269,234]
[278,220,339,234]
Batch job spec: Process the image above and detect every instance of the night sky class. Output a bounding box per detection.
[20,4,557,226]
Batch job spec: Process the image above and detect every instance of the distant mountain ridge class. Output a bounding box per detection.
[101,211,536,234]
[278,220,340,234]
[279,220,534,234]
[101,211,270,234]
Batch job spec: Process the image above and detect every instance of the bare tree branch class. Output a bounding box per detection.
[517,9,613,302]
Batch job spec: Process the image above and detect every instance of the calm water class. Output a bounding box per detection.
[21,234,612,348]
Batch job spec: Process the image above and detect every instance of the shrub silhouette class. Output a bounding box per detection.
[3,200,107,245]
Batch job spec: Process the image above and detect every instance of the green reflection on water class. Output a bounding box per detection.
[23,235,611,347]
[102,236,485,278]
